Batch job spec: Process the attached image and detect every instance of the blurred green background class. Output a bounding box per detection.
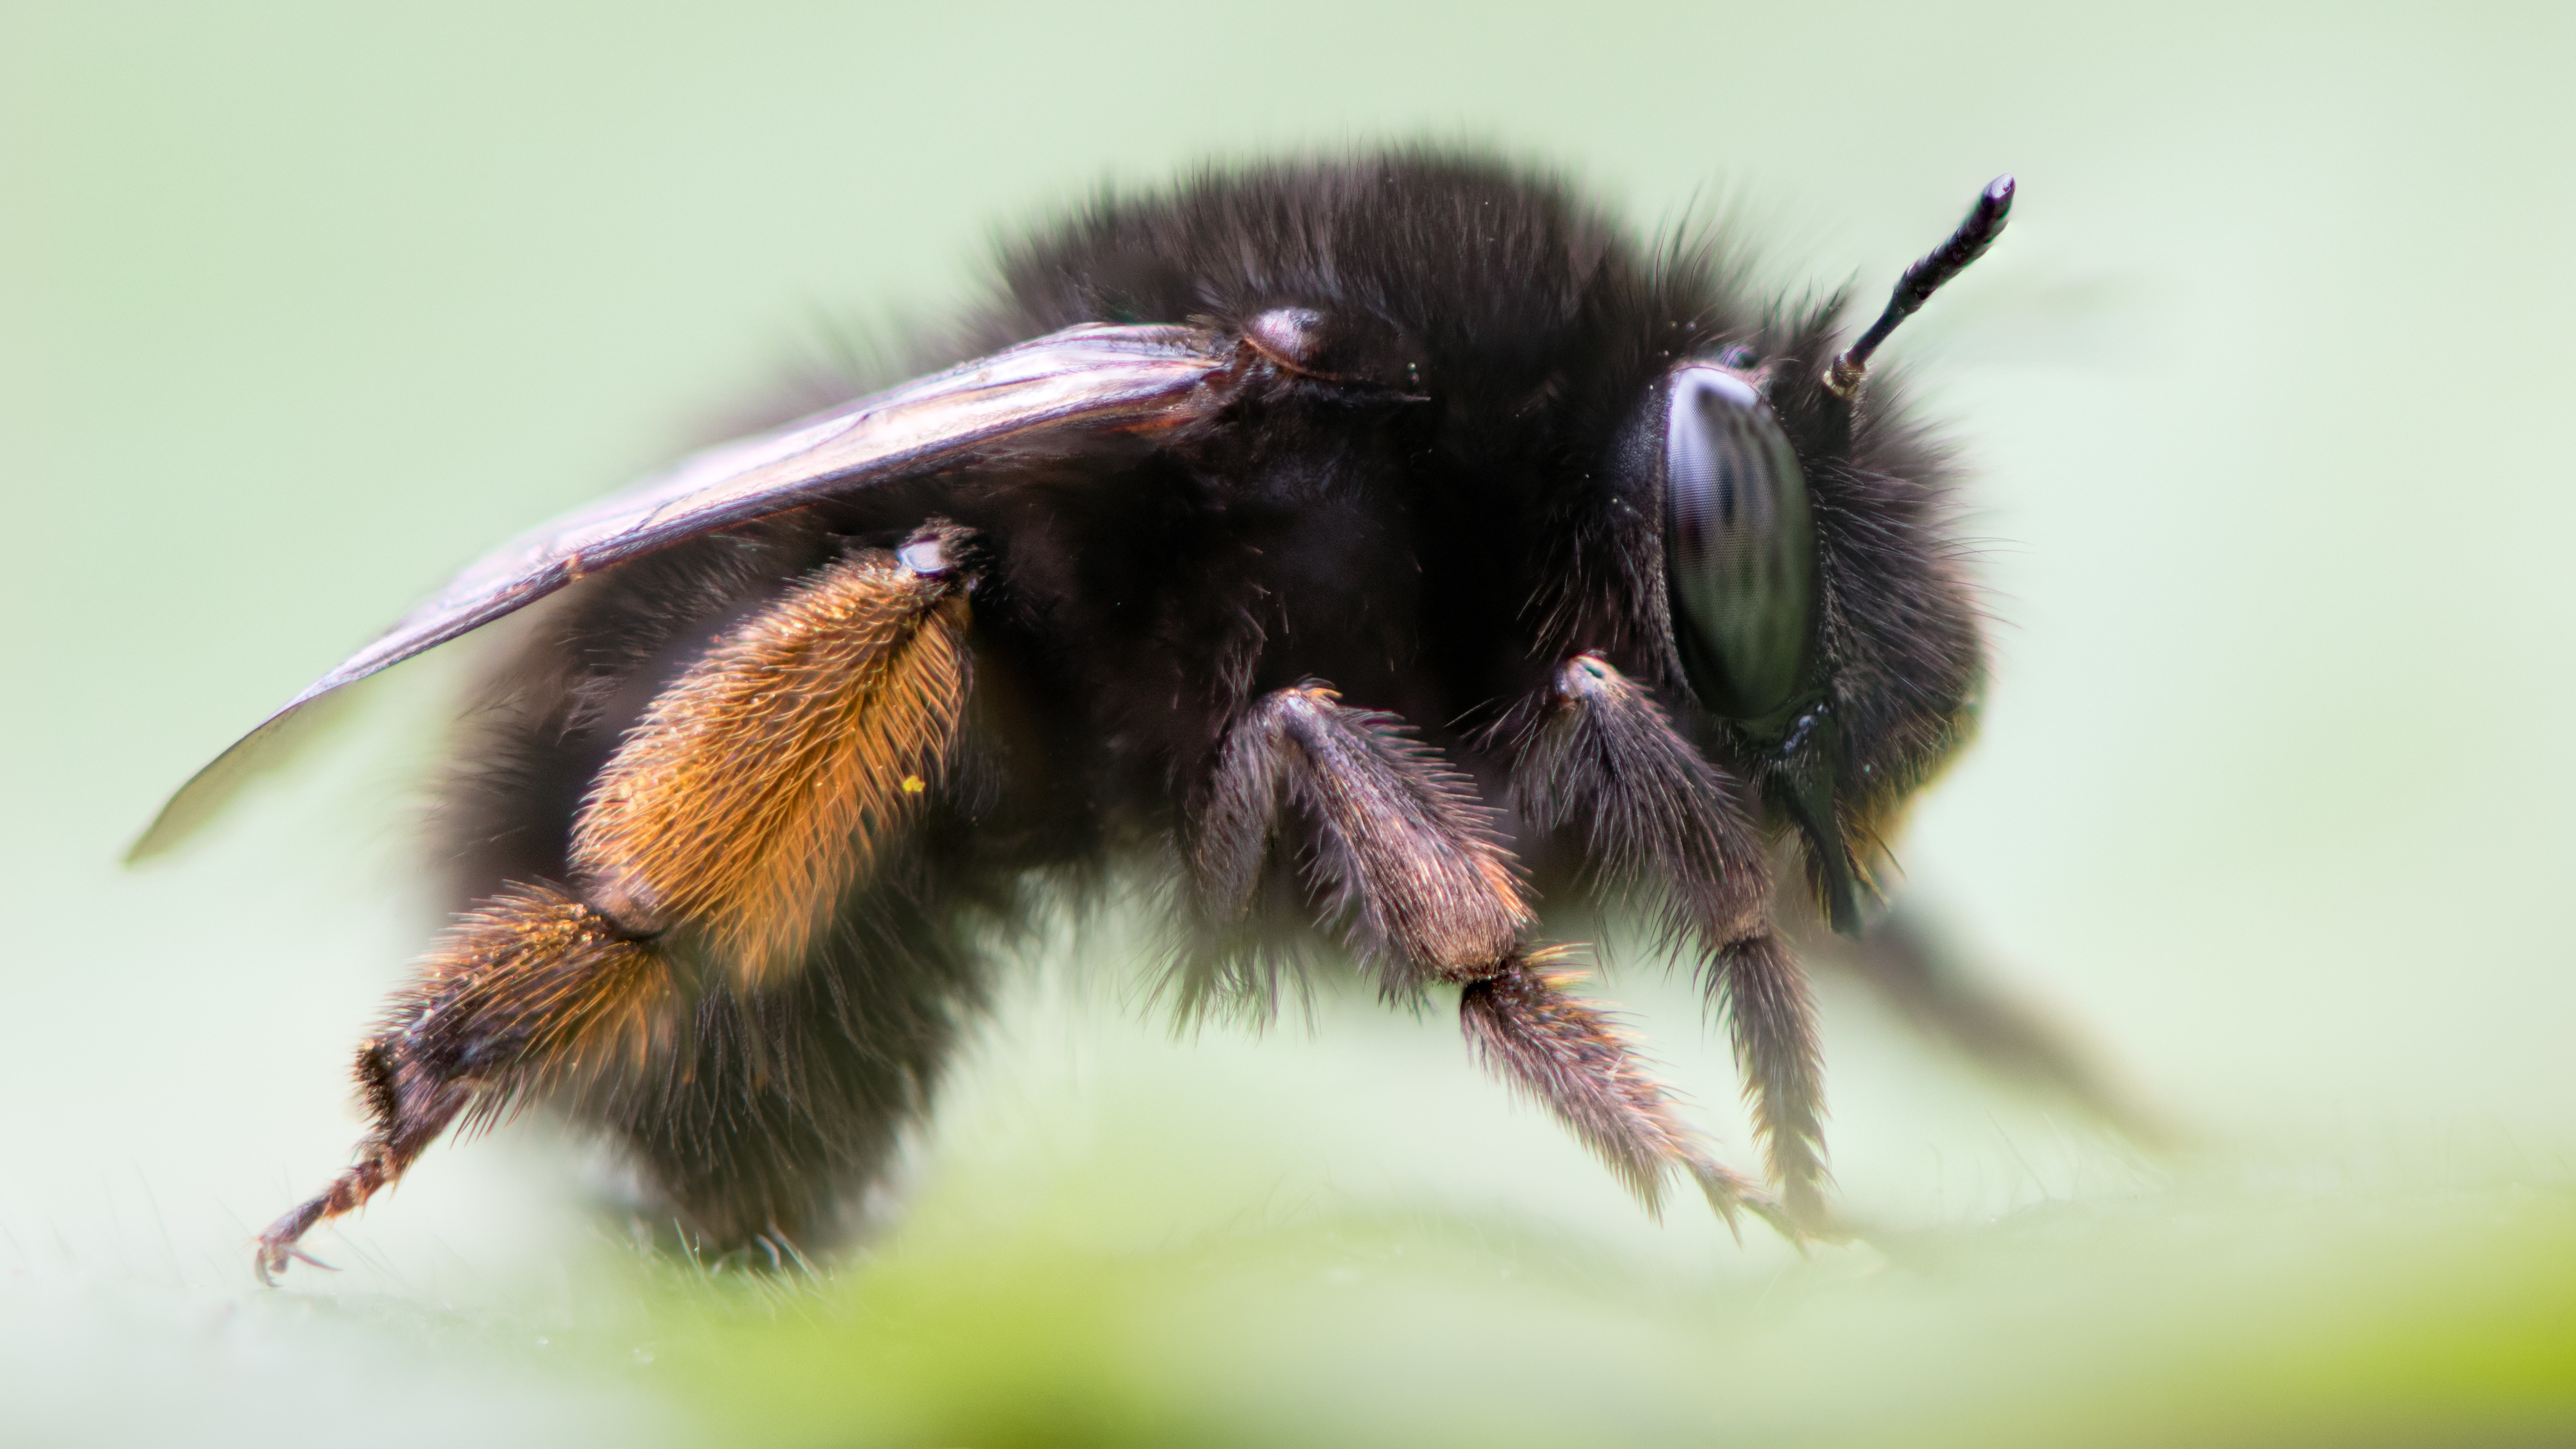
[6,3,2573,1445]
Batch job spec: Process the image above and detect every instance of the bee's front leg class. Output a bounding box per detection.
[1184,684,1787,1235]
[1507,654,1832,1230]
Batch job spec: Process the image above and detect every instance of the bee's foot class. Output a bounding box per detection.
[253,1196,340,1286]
[254,1238,338,1286]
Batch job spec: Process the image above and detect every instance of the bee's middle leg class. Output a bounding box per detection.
[1185,684,1784,1232]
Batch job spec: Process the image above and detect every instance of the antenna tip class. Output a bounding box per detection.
[1985,174,2016,205]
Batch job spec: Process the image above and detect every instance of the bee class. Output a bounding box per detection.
[134,150,2112,1282]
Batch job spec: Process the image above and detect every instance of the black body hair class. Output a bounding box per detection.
[427,148,1983,1249]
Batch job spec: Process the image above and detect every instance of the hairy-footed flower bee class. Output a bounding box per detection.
[134,149,2128,1282]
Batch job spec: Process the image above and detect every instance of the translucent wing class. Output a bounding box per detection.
[130,322,1238,860]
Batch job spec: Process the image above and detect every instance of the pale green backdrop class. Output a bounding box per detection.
[4,3,2573,1446]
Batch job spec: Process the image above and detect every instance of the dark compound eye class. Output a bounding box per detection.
[1660,365,1814,721]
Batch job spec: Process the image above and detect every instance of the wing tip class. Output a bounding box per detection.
[123,750,247,865]
[123,817,189,865]
[119,693,355,866]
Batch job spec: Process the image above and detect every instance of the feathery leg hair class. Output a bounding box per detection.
[573,535,974,987]
[1189,685,1528,993]
[1463,958,1782,1234]
[256,540,974,1278]
[1186,683,1781,1226]
[255,884,671,1282]
[1508,653,1829,1225]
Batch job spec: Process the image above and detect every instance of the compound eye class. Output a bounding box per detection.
[1661,366,1814,720]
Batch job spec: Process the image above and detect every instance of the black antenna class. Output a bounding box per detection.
[1823,175,2015,399]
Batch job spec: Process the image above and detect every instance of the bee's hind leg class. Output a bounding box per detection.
[1184,683,1787,1234]
[260,534,976,1282]
[256,884,674,1283]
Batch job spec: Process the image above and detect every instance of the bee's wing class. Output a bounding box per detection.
[130,322,1238,861]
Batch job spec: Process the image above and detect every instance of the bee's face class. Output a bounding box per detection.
[1603,326,1979,932]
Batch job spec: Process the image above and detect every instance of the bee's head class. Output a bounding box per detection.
[1625,178,2012,933]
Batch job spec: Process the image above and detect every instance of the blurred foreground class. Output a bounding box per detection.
[7,956,2574,1448]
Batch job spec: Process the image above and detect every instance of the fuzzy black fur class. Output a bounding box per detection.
[422,148,1983,1250]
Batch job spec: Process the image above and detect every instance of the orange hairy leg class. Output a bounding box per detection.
[257,537,974,1280]
[255,884,670,1282]
[1187,685,1785,1232]
[572,539,973,986]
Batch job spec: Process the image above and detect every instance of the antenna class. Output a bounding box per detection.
[1823,175,2015,399]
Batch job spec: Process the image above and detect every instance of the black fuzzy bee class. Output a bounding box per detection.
[135,150,2115,1281]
